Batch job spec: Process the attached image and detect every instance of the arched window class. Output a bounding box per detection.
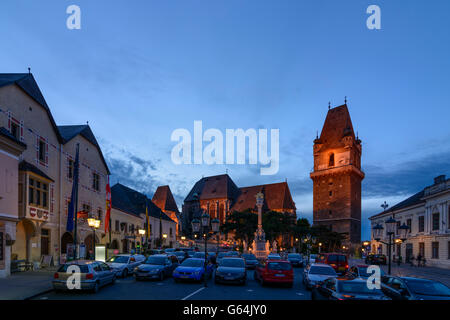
[329,153,335,167]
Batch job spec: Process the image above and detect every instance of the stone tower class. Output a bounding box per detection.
[310,104,364,245]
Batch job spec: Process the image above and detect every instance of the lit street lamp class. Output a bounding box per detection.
[138,229,145,254]
[87,218,101,260]
[191,214,220,287]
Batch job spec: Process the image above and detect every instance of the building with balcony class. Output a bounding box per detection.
[369,175,450,269]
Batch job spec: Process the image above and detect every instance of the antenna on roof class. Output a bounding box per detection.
[328,101,331,110]
[86,120,89,125]
[316,131,318,139]
[344,96,347,104]
[28,67,31,74]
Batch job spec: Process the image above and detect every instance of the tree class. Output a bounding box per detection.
[221,209,257,246]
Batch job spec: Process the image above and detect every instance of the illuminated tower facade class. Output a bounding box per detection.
[310,104,364,245]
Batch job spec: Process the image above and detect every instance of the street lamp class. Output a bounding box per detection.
[318,242,322,253]
[372,217,398,275]
[87,218,100,260]
[138,229,145,254]
[211,218,220,252]
[191,213,220,287]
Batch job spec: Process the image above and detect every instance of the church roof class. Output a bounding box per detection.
[184,174,240,202]
[0,73,64,143]
[231,182,296,213]
[152,185,180,214]
[58,124,110,174]
[317,104,355,149]
[111,183,175,222]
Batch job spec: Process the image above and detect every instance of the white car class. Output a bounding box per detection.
[106,254,146,278]
[308,254,318,264]
[303,263,337,290]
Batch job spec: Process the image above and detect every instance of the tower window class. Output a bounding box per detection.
[329,191,333,197]
[329,210,332,216]
[329,153,335,167]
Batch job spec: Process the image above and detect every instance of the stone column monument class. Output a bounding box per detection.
[253,192,269,259]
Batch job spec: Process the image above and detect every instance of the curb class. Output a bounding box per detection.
[23,288,54,300]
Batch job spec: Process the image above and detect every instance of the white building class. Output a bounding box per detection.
[369,175,450,269]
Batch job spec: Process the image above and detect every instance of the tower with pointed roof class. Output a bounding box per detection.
[310,104,364,245]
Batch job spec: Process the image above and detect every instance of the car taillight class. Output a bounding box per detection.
[54,273,59,279]
[330,264,336,267]
[345,264,349,269]
[85,273,94,279]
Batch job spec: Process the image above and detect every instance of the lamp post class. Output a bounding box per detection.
[162,233,168,247]
[318,242,322,253]
[87,218,100,260]
[373,216,403,275]
[138,229,145,254]
[191,214,220,287]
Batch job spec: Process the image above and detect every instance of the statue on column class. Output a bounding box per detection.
[253,192,268,259]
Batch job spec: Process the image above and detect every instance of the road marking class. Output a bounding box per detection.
[181,287,206,300]
[247,289,254,292]
[296,292,304,296]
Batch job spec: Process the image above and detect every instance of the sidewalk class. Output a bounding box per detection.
[350,259,450,287]
[0,267,57,300]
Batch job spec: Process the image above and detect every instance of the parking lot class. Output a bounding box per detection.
[33,268,311,300]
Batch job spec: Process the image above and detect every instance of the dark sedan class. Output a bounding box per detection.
[382,276,450,300]
[134,255,178,281]
[214,258,247,285]
[312,277,393,300]
[241,253,258,269]
[287,253,303,267]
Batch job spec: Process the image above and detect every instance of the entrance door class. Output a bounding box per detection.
[40,229,50,256]
[405,244,413,262]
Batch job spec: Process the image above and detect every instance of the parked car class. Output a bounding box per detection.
[303,263,337,289]
[106,254,146,278]
[312,277,392,300]
[315,253,348,275]
[225,251,240,257]
[173,258,214,282]
[216,252,229,264]
[134,254,178,281]
[365,254,387,265]
[287,253,303,267]
[164,248,176,253]
[346,264,386,279]
[308,254,318,264]
[147,249,165,255]
[53,260,116,293]
[381,276,450,300]
[215,258,247,285]
[173,251,189,263]
[267,253,281,260]
[254,259,294,287]
[241,253,258,269]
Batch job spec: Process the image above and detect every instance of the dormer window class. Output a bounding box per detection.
[329,153,335,167]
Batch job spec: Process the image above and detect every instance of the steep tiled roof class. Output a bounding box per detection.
[184,174,240,202]
[58,125,110,174]
[369,190,425,220]
[231,182,296,212]
[19,160,54,182]
[317,104,355,149]
[111,183,175,222]
[0,73,64,143]
[152,185,179,213]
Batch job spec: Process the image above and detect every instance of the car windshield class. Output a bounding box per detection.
[145,257,166,265]
[174,252,185,256]
[338,282,383,295]
[193,252,205,258]
[310,254,317,259]
[404,279,450,296]
[181,259,204,267]
[226,251,239,256]
[242,254,256,260]
[219,259,245,268]
[106,256,129,264]
[288,254,301,258]
[309,266,337,275]
[327,255,347,262]
[268,262,291,271]
[58,264,89,273]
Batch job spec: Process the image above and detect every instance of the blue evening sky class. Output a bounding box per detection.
[1,0,449,240]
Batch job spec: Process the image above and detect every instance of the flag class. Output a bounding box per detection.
[105,176,111,232]
[66,145,80,232]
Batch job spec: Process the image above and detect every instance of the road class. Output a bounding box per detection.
[33,267,311,300]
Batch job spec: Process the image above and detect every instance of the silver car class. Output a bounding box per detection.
[106,254,146,278]
[303,263,337,290]
[53,260,116,293]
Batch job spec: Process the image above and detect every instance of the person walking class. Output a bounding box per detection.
[417,253,422,267]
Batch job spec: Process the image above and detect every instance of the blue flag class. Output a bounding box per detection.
[66,145,80,232]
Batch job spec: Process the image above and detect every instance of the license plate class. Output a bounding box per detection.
[339,267,345,271]
[275,274,285,277]
[180,275,189,279]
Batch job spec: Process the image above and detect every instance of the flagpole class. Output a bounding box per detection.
[73,143,80,260]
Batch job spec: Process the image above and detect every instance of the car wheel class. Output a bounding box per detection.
[241,279,246,286]
[122,268,128,278]
[92,282,99,293]
[287,282,293,288]
[159,272,164,281]
[174,278,180,283]
[111,276,116,285]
